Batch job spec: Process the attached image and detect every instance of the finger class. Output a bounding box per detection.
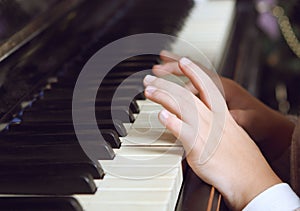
[159,109,203,156]
[152,62,182,76]
[160,50,180,63]
[152,62,198,94]
[144,84,193,123]
[158,109,192,142]
[179,58,226,111]
[184,82,198,95]
[179,58,228,164]
[143,76,210,125]
[145,76,219,164]
[160,50,210,73]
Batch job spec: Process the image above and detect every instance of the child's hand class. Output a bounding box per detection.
[153,50,295,160]
[145,57,281,210]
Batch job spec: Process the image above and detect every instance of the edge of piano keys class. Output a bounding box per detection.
[170,0,236,73]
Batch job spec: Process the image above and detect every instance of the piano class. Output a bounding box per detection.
[0,0,260,210]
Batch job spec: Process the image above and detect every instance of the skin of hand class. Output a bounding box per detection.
[152,50,295,161]
[144,57,281,210]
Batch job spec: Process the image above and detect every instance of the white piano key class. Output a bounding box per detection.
[78,191,174,211]
[113,146,184,157]
[136,99,158,107]
[101,166,182,180]
[95,178,176,191]
[139,104,163,112]
[75,168,182,211]
[121,128,181,146]
[122,123,132,133]
[77,190,173,203]
[99,150,183,180]
[100,155,182,168]
[132,111,164,129]
[100,166,182,179]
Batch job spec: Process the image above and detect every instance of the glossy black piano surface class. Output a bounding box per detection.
[0,0,259,210]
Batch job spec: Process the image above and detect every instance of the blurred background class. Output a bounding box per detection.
[250,0,300,115]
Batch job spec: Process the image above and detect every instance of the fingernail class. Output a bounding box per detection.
[160,109,169,124]
[180,57,191,65]
[144,75,156,84]
[145,86,157,95]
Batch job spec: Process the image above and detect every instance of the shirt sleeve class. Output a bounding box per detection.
[243,183,300,211]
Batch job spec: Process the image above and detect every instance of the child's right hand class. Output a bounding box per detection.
[145,57,281,210]
[152,50,295,160]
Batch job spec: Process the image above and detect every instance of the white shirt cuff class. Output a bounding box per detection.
[243,183,300,211]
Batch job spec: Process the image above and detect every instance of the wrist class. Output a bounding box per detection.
[215,127,282,210]
[223,170,281,210]
[219,157,281,210]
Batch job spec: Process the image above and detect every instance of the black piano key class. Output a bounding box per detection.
[1,119,116,160]
[31,97,140,113]
[0,161,104,179]
[43,86,145,100]
[124,55,160,63]
[0,140,114,160]
[21,106,135,123]
[101,77,143,86]
[57,68,152,83]
[9,119,127,136]
[0,197,83,211]
[103,69,152,80]
[50,77,143,88]
[111,61,156,70]
[0,132,107,178]
[0,129,121,149]
[0,172,97,194]
[101,129,121,148]
[93,97,140,113]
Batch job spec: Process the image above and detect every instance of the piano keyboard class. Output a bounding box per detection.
[0,0,235,210]
[74,1,236,210]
